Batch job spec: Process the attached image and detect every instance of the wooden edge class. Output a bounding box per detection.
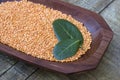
[0,0,114,74]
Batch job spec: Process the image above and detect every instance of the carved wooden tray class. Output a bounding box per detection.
[0,0,113,74]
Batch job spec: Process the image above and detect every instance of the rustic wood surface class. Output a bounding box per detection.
[0,0,120,80]
[0,0,113,74]
[61,0,114,13]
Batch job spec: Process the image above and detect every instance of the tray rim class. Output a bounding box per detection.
[0,0,113,74]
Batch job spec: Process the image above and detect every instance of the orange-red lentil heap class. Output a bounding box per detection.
[0,0,92,62]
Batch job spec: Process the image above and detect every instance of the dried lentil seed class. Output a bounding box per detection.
[0,0,92,62]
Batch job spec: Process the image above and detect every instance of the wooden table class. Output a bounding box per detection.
[0,0,120,80]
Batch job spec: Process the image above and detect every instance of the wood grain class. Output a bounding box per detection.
[27,0,116,79]
[87,0,120,79]
[27,69,70,80]
[0,0,113,74]
[68,0,120,80]
[61,0,113,13]
[0,53,17,76]
[0,62,38,80]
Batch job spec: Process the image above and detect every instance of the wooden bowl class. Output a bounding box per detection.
[0,0,113,74]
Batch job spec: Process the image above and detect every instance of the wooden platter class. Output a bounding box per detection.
[0,0,113,74]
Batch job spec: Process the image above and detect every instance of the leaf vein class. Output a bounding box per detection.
[58,23,74,39]
[58,40,79,56]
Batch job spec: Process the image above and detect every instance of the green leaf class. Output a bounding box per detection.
[52,19,83,46]
[53,39,80,60]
